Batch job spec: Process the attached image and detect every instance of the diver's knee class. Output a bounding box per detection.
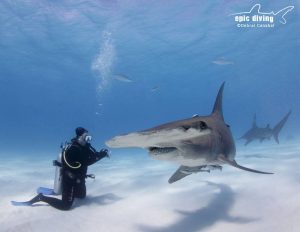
[75,187,86,199]
[76,193,86,199]
[61,202,73,211]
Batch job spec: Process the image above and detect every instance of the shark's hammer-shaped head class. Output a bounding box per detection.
[106,83,236,167]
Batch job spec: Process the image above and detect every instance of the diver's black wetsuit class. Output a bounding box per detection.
[39,139,108,210]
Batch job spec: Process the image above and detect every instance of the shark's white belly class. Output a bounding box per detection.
[150,152,220,167]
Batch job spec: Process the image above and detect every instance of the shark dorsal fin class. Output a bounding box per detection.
[251,4,261,13]
[252,114,257,128]
[211,82,225,120]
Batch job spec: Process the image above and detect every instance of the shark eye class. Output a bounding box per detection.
[182,126,191,131]
[199,121,207,129]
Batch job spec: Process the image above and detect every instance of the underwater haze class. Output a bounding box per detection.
[1,0,299,154]
[1,0,300,232]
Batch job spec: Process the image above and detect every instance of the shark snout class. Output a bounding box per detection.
[105,127,211,149]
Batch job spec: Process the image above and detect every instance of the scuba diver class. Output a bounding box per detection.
[28,127,109,210]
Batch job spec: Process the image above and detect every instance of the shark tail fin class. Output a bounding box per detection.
[168,166,192,184]
[218,155,273,174]
[272,110,291,144]
[211,82,225,120]
[275,6,295,24]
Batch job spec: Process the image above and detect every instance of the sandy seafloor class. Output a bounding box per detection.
[1,141,300,232]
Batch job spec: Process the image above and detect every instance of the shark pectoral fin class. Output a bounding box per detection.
[168,166,192,184]
[218,155,274,174]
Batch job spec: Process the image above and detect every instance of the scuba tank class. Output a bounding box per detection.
[53,142,70,195]
[53,151,62,195]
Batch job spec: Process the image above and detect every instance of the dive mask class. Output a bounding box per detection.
[85,135,92,142]
[78,132,92,145]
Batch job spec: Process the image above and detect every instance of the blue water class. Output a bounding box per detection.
[0,0,299,156]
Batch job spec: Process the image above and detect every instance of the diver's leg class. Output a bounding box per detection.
[28,193,43,204]
[29,182,75,210]
[41,187,74,210]
[74,180,86,199]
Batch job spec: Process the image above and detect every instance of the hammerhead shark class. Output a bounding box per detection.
[106,83,273,183]
[240,111,291,146]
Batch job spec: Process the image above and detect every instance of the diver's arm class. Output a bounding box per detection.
[97,149,109,160]
[86,145,109,166]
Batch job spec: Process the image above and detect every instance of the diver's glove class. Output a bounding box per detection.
[99,149,110,158]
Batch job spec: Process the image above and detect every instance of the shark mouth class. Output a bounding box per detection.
[148,146,177,154]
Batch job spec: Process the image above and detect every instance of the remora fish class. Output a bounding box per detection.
[240,111,291,146]
[113,74,133,82]
[106,83,273,183]
[212,58,234,65]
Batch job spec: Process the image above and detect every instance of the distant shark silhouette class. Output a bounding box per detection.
[106,83,273,183]
[240,111,291,146]
[230,4,294,24]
